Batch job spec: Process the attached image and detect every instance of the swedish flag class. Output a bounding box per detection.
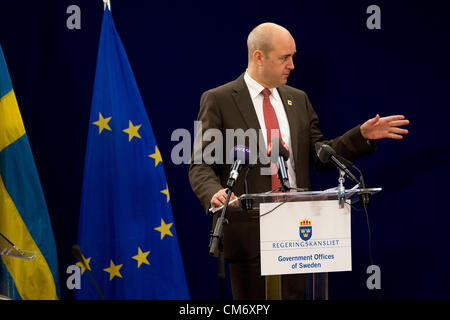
[0,44,60,300]
[75,7,189,299]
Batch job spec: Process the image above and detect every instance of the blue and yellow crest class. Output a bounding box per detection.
[299,218,312,241]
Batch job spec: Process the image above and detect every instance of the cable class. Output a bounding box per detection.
[362,201,374,267]
[346,170,382,299]
[255,200,288,218]
[345,199,374,266]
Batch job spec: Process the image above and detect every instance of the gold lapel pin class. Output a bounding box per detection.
[287,99,293,106]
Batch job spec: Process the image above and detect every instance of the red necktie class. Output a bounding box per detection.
[261,88,281,191]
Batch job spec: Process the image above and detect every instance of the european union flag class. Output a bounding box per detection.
[75,7,189,299]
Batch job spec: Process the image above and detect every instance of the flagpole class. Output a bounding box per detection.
[103,0,111,11]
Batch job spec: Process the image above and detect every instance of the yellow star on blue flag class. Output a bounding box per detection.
[149,146,162,167]
[160,184,170,203]
[132,247,150,268]
[103,260,123,281]
[93,112,112,134]
[154,218,173,240]
[123,120,141,141]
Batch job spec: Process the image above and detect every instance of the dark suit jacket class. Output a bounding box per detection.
[188,73,376,260]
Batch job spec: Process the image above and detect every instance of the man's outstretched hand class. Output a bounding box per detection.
[360,114,410,140]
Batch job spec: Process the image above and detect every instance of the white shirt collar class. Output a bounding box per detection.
[244,70,281,101]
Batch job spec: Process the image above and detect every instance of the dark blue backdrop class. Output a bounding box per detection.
[0,0,449,300]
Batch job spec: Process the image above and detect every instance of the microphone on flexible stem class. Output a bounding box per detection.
[71,244,107,300]
[226,145,251,189]
[315,142,371,205]
[209,145,251,253]
[208,146,252,215]
[268,137,290,192]
[314,142,359,185]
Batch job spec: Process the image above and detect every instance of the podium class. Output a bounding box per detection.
[212,187,381,300]
[0,233,36,299]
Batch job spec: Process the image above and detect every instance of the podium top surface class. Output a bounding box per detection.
[241,187,382,201]
[209,187,382,214]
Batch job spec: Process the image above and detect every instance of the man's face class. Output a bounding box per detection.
[261,34,296,88]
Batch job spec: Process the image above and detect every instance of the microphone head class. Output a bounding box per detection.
[315,142,335,163]
[268,137,289,160]
[229,145,251,164]
[315,142,355,167]
[71,244,83,260]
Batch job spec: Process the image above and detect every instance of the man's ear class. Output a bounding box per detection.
[253,50,264,67]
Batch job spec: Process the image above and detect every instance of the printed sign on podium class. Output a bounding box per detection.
[260,200,351,276]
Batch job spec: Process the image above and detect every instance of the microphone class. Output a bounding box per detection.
[268,137,290,191]
[314,142,359,185]
[71,244,107,300]
[226,145,251,189]
[209,145,251,257]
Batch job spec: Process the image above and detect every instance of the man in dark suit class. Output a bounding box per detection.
[188,22,409,299]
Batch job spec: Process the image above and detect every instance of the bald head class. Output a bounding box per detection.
[246,22,296,88]
[247,23,293,62]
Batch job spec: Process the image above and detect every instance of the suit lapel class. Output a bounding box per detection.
[277,86,300,168]
[231,74,261,131]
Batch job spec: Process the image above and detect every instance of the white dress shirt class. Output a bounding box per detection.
[243,70,297,188]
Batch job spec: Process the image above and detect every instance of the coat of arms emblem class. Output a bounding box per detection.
[299,218,312,241]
